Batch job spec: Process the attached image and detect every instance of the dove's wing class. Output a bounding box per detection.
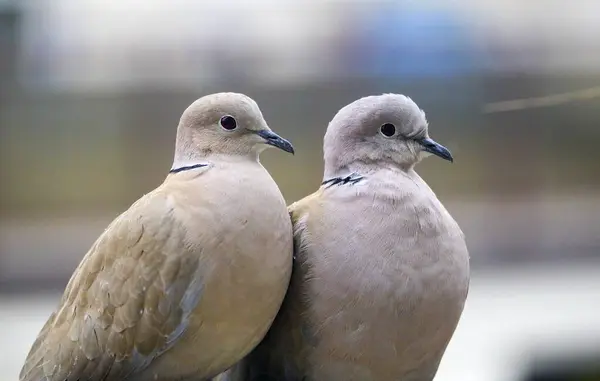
[20,189,207,381]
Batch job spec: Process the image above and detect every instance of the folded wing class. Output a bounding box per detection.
[20,192,206,381]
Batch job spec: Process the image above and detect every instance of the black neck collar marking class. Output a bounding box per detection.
[322,173,365,188]
[169,163,208,174]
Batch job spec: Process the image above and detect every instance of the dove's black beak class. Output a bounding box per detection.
[256,130,295,154]
[419,138,453,163]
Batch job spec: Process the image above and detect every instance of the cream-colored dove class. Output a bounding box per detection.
[219,93,470,381]
[19,93,295,381]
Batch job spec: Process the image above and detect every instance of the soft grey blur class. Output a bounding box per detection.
[1,1,600,380]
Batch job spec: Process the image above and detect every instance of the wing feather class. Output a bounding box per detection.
[20,191,206,381]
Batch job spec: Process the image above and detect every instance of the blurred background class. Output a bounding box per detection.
[1,0,600,380]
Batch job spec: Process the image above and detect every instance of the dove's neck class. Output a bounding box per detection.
[172,153,207,169]
[172,125,260,171]
[172,137,259,171]
[323,161,415,182]
[171,153,259,172]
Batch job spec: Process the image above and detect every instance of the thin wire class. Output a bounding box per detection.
[482,86,600,113]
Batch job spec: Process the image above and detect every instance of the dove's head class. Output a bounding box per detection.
[323,93,452,178]
[173,92,294,165]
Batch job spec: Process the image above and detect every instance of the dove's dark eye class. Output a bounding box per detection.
[380,123,396,137]
[220,115,237,130]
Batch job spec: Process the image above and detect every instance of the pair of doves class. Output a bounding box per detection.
[19,93,469,381]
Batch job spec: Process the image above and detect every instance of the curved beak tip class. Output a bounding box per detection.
[284,144,295,155]
[256,130,295,154]
[420,138,454,163]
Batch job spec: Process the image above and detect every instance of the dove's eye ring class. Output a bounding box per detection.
[220,115,237,130]
[379,123,396,137]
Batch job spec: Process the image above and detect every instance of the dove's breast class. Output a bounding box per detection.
[141,162,293,379]
[300,182,469,381]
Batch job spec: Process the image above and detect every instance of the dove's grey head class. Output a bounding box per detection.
[173,92,294,167]
[323,93,452,178]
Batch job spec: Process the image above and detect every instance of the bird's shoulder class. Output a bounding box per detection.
[287,190,326,250]
[288,192,318,226]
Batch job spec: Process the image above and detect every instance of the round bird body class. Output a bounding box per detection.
[19,93,294,381]
[222,94,470,381]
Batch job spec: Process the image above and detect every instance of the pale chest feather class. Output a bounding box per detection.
[145,164,293,378]
[167,164,291,262]
[301,184,469,379]
[166,165,292,299]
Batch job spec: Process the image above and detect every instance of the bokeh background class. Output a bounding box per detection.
[1,0,600,380]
